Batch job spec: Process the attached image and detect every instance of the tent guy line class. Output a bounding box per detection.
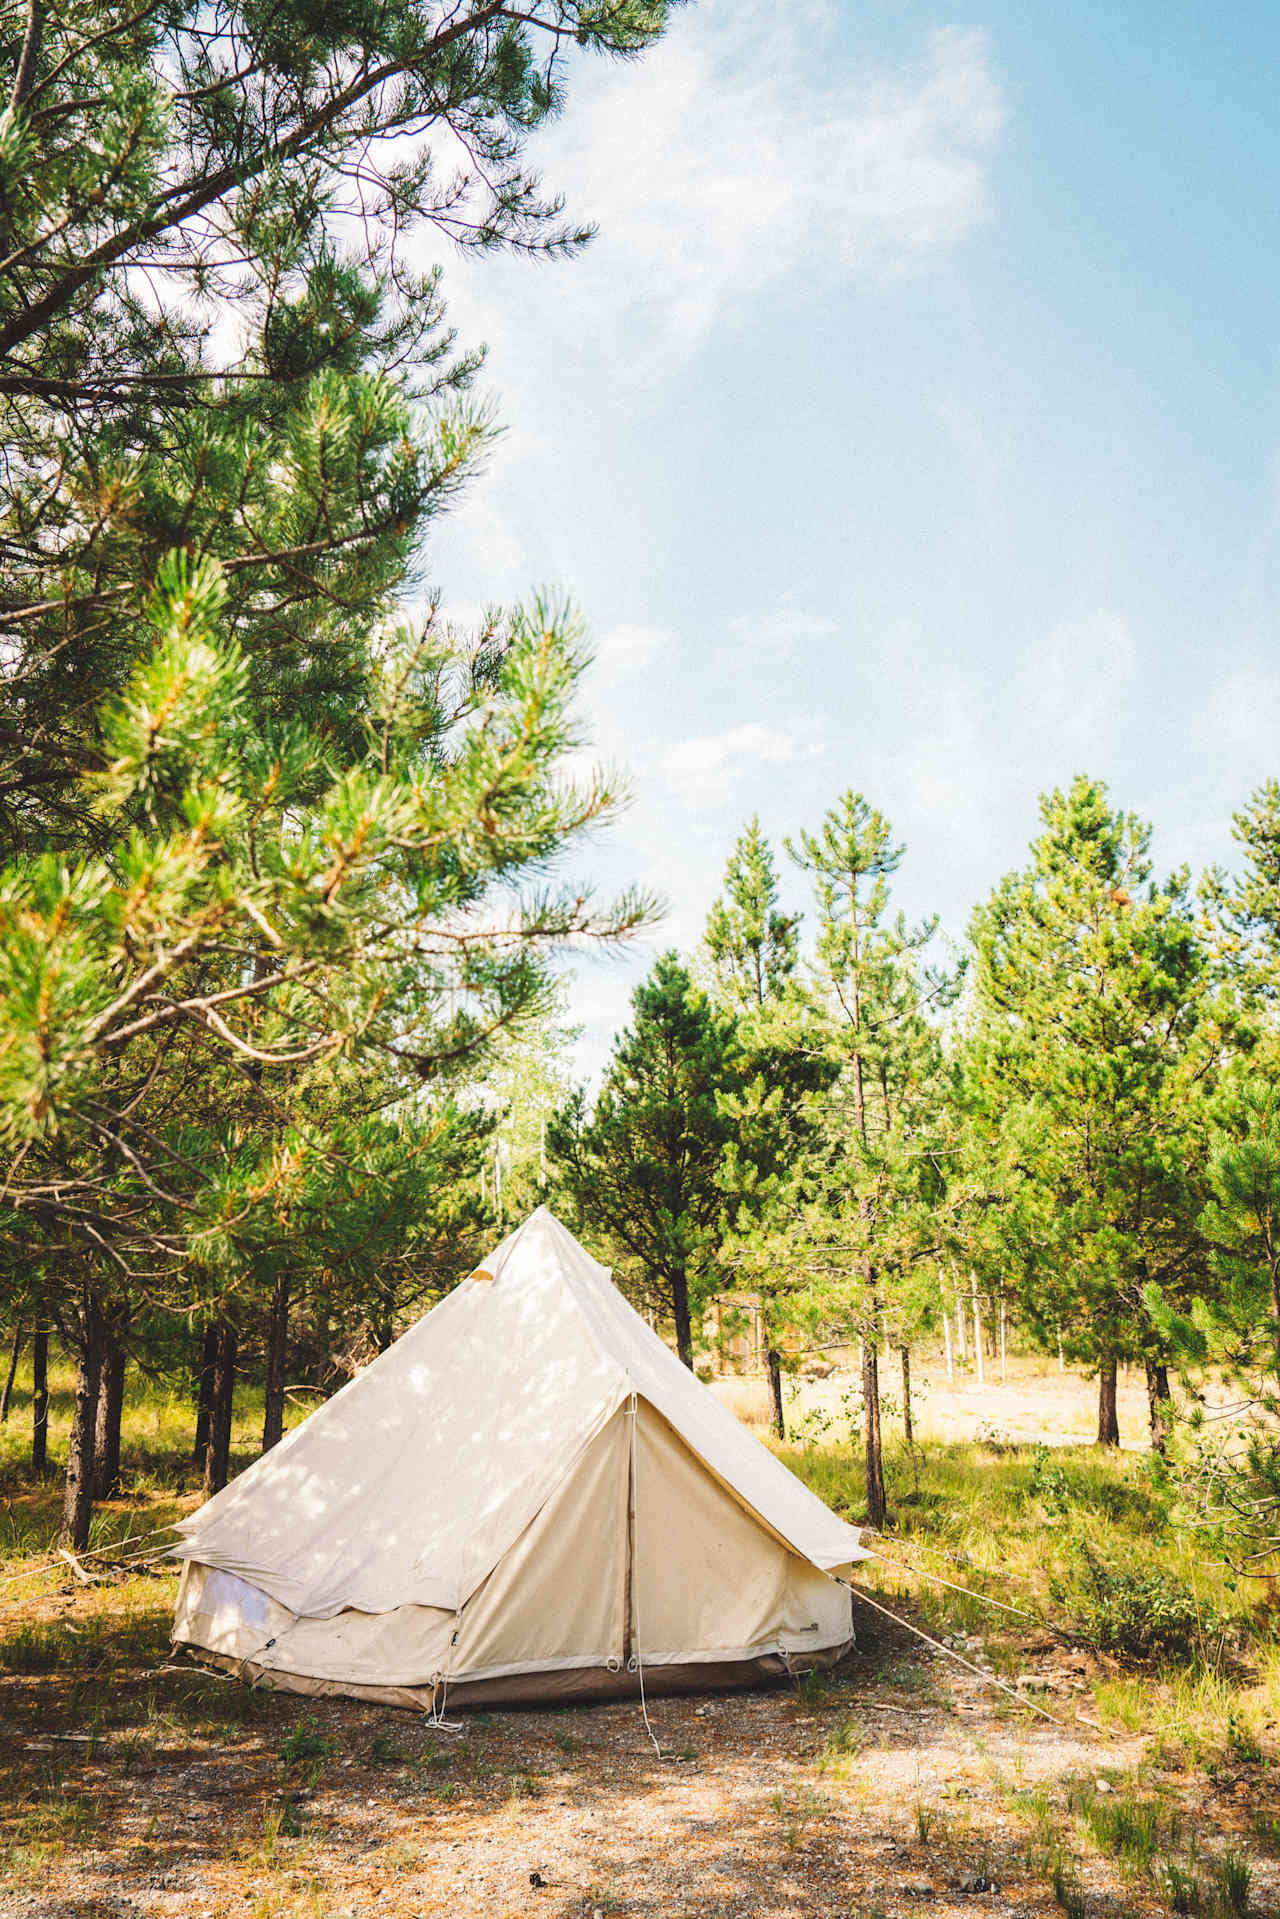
[830,1575,1115,1739]
[0,1524,181,1601]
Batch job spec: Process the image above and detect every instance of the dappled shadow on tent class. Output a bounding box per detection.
[172,1209,862,1699]
[172,1220,629,1620]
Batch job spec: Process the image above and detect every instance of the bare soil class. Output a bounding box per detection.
[3,1360,1277,1918]
[2,1593,1276,1919]
[714,1355,1168,1452]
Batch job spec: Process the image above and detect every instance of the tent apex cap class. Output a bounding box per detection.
[466,1204,572,1285]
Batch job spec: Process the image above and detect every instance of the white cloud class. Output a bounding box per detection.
[861,675,1004,863]
[547,21,1003,371]
[1205,666,1280,755]
[661,719,811,806]
[442,15,1005,391]
[1017,612,1139,762]
[589,622,674,679]
[1157,815,1235,876]
[729,609,839,654]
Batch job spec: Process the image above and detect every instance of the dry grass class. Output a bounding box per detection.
[2,1363,1279,1917]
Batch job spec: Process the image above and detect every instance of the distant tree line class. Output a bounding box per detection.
[550,778,1280,1561]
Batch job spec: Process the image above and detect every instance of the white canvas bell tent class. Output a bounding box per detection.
[172,1207,867,1709]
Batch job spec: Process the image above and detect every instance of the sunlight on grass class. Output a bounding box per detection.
[0,1761,104,1885]
[2,1378,1277,1915]
[1093,1675,1147,1733]
[788,1435,1269,1679]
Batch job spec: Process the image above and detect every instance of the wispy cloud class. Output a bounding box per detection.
[729,609,840,655]
[1017,612,1140,763]
[589,623,674,679]
[661,719,815,807]
[539,20,1004,372]
[442,14,1005,393]
[1205,665,1280,756]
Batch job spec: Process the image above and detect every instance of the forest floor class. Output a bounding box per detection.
[714,1353,1190,1453]
[1,1370,1278,1919]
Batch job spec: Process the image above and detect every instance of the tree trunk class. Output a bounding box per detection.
[192,1319,217,1463]
[999,1300,1007,1384]
[671,1273,694,1371]
[971,1274,984,1386]
[954,1279,967,1362]
[202,1320,237,1497]
[262,1273,291,1454]
[310,1311,330,1391]
[0,1322,22,1421]
[31,1326,48,1472]
[862,1335,887,1530]
[900,1345,913,1447]
[1145,1357,1172,1456]
[61,1303,104,1549]
[766,1347,785,1441]
[942,1310,953,1380]
[1097,1351,1120,1448]
[92,1330,126,1499]
[373,1281,395,1354]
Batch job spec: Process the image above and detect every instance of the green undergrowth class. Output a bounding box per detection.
[784,1435,1268,1668]
[1,1372,1277,1911]
[0,1350,298,1515]
[790,1443,1280,1842]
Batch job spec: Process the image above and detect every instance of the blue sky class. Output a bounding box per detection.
[429,1,1280,1078]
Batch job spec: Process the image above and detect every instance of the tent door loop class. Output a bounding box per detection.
[627,1389,661,1758]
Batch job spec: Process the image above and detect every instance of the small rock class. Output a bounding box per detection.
[1094,1778,1113,1794]
[957,1870,998,1893]
[897,1880,934,1898]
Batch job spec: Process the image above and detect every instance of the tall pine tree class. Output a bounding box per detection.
[782,792,957,1526]
[705,817,799,1010]
[965,776,1218,1449]
[549,954,739,1368]
[0,0,668,1539]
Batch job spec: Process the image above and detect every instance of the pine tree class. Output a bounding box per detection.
[0,0,669,1540]
[1223,781,1280,1007]
[1158,1072,1280,1565]
[703,819,826,1438]
[548,954,740,1368]
[782,792,957,1526]
[705,818,799,1010]
[965,776,1218,1449]
[1,0,670,856]
[1145,783,1280,1560]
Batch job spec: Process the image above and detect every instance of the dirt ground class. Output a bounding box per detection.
[714,1353,1161,1452]
[3,1358,1276,1919]
[0,1611,1154,1919]
[2,1593,1277,1919]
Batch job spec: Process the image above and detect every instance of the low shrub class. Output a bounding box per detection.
[1058,1543,1213,1663]
[278,1715,335,1766]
